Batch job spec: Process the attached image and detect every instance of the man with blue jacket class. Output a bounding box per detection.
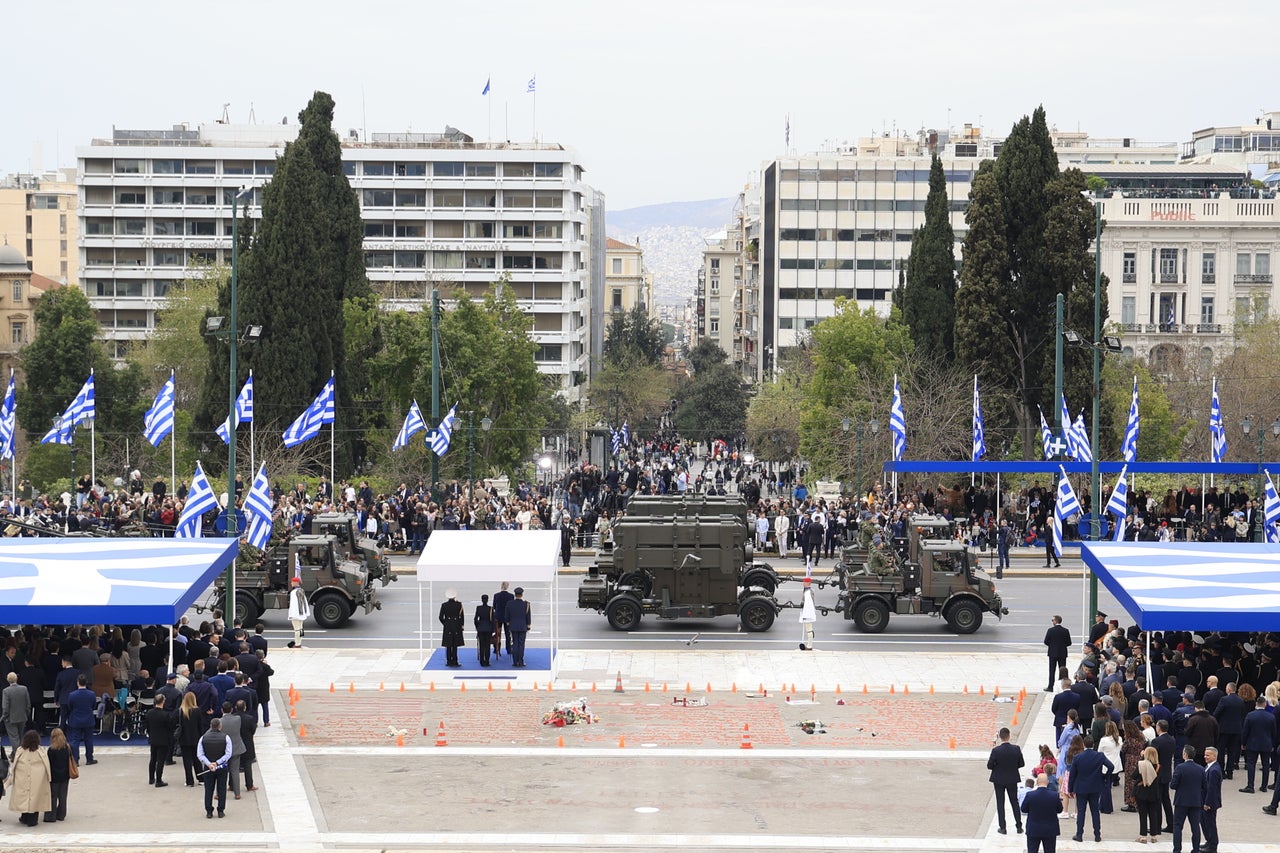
[1021,773,1062,853]
[1068,737,1114,843]
[65,674,98,765]
[1170,744,1207,853]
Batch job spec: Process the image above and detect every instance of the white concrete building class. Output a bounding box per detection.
[76,123,601,396]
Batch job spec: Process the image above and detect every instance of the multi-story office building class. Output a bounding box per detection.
[76,123,602,397]
[0,170,78,286]
[603,237,653,316]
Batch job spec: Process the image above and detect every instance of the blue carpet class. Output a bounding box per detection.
[422,647,554,675]
[2,728,151,750]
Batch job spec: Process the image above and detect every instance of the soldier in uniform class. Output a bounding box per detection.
[868,535,896,576]
[858,511,878,550]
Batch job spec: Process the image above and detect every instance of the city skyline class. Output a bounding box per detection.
[7,1,1275,210]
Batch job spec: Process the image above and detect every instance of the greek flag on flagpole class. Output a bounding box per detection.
[143,373,176,447]
[175,462,218,538]
[392,401,426,451]
[621,421,630,447]
[889,375,906,462]
[1071,413,1093,463]
[1105,464,1130,541]
[429,404,457,456]
[40,372,95,444]
[527,75,536,93]
[243,463,275,550]
[972,375,987,462]
[215,375,254,445]
[282,373,335,449]
[610,428,622,456]
[481,77,490,96]
[0,372,15,461]
[1209,377,1228,462]
[1053,466,1082,559]
[1038,407,1054,460]
[1057,392,1075,456]
[1264,470,1280,544]
[1121,375,1140,463]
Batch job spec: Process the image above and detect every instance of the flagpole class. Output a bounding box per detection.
[486,72,492,143]
[330,370,336,489]
[169,370,176,499]
[249,369,255,476]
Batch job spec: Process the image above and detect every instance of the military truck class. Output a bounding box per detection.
[578,495,783,632]
[835,513,955,574]
[836,538,1006,634]
[311,511,395,587]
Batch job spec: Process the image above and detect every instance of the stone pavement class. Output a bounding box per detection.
[7,648,1278,852]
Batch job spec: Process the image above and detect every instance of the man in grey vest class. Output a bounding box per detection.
[197,717,232,818]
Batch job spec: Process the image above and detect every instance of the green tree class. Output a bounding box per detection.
[603,305,664,367]
[199,91,370,475]
[587,361,672,430]
[686,338,728,374]
[900,155,956,360]
[1101,360,1189,462]
[674,341,744,443]
[746,377,804,462]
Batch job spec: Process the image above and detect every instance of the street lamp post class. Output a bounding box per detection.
[842,417,881,500]
[226,186,253,622]
[539,455,554,496]
[467,414,493,492]
[1241,416,1280,541]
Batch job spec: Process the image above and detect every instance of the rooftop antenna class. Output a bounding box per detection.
[248,102,256,124]
[220,103,230,124]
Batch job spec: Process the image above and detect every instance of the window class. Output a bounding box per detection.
[465,222,495,239]
[434,190,463,208]
[154,281,174,298]
[154,251,183,266]
[364,162,393,176]
[612,288,622,309]
[393,251,425,268]
[1237,252,1252,275]
[433,162,464,177]
[611,258,622,274]
[254,162,275,176]
[342,162,356,176]
[434,221,464,238]
[534,191,561,209]
[1257,253,1271,277]
[535,163,563,178]
[433,251,463,269]
[12,281,22,303]
[154,189,184,205]
[394,189,426,207]
[31,194,59,210]
[186,251,214,266]
[1121,296,1136,325]
[534,223,561,239]
[464,190,496,208]
[364,250,393,268]
[1122,252,1136,283]
[709,319,719,334]
[394,223,425,238]
[115,159,142,174]
[465,253,496,269]
[185,160,215,174]
[504,223,532,239]
[502,254,533,270]
[11,323,24,345]
[185,191,215,206]
[152,220,181,236]
[533,253,561,270]
[503,191,533,208]
[222,160,251,175]
[1202,252,1216,284]
[363,222,391,237]
[1200,296,1215,325]
[465,163,496,177]
[186,221,216,236]
[117,219,146,235]
[59,213,66,234]
[362,189,393,207]
[504,162,534,178]
[116,190,145,205]
[393,162,426,177]
[533,343,562,362]
[1158,248,1178,283]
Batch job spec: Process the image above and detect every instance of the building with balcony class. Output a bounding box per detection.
[75,123,602,397]
[603,237,652,316]
[695,192,762,382]
[0,170,78,287]
[0,243,59,376]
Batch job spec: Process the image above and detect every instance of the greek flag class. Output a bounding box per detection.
[1053,466,1082,559]
[393,400,426,451]
[143,372,176,447]
[621,421,630,447]
[1038,407,1055,460]
[610,428,622,456]
[1071,413,1093,463]
[216,374,254,445]
[889,375,906,462]
[0,372,15,461]
[972,375,987,462]
[1057,392,1075,457]
[41,372,95,445]
[481,77,491,96]
[527,74,536,93]
[1121,375,1140,463]
[1265,470,1280,545]
[1105,465,1130,541]
[429,404,457,456]
[1209,377,1227,463]
[282,373,335,449]
[243,463,275,550]
[175,462,218,539]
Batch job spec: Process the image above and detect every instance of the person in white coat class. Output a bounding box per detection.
[774,511,790,558]
[287,577,310,649]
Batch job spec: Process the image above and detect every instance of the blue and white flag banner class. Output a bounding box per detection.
[1210,377,1228,463]
[972,375,987,463]
[216,374,254,445]
[0,371,15,461]
[393,400,427,452]
[1121,376,1140,463]
[430,404,458,457]
[143,373,176,448]
[243,463,274,550]
[889,375,906,462]
[1105,464,1130,541]
[1053,466,1083,559]
[282,373,335,449]
[175,462,218,539]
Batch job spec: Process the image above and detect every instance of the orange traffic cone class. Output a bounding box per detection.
[435,721,448,747]
[460,682,467,692]
[889,684,895,694]
[329,682,335,693]
[929,684,935,694]
[963,685,969,694]
[399,682,406,692]
[429,681,435,692]
[591,681,597,692]
[289,706,296,719]
[571,681,577,690]
[948,736,956,749]
[903,684,910,695]
[835,684,842,694]
[298,724,308,737]
[645,682,651,693]
[740,724,753,750]
[378,682,385,691]
[1012,712,1020,726]
[706,682,713,693]
[487,682,493,692]
[862,684,869,694]
[616,672,625,693]
[506,682,512,692]
[994,686,1000,697]
[979,685,985,695]
[685,682,691,694]
[396,734,404,747]
[557,735,565,748]
[618,736,626,748]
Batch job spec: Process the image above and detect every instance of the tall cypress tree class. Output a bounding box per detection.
[198,91,370,473]
[901,155,956,360]
[954,162,1012,383]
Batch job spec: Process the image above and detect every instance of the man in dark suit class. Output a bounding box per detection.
[1170,744,1207,853]
[493,582,514,658]
[1070,674,1099,735]
[1068,738,1114,842]
[1212,682,1244,778]
[506,587,531,667]
[1202,746,1223,853]
[987,726,1024,834]
[1021,772,1062,853]
[225,672,257,716]
[1050,678,1080,742]
[65,674,98,765]
[1152,720,1177,832]
[1241,696,1275,793]
[1044,616,1071,692]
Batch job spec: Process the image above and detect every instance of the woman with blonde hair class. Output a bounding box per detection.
[42,728,72,822]
[177,691,203,786]
[1133,745,1160,843]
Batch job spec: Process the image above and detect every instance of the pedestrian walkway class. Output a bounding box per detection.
[5,648,1275,852]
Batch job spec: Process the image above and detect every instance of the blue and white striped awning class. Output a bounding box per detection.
[0,538,238,625]
[1081,542,1280,632]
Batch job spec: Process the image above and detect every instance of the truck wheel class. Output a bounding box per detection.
[618,572,650,597]
[738,596,776,632]
[853,599,890,634]
[234,591,259,626]
[741,569,777,593]
[945,600,983,634]
[312,592,352,628]
[605,595,642,631]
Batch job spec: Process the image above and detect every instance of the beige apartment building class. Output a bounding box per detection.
[603,238,653,317]
[0,243,59,376]
[0,170,78,287]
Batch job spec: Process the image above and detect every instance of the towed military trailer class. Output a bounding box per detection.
[578,495,783,632]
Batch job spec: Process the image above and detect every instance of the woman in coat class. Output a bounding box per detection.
[7,730,51,826]
[43,727,70,822]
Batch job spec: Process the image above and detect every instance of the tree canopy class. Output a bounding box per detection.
[900,155,956,360]
[602,305,664,367]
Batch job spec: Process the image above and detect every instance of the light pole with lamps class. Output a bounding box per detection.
[1241,416,1280,541]
[467,413,493,490]
[841,417,881,501]
[538,455,554,496]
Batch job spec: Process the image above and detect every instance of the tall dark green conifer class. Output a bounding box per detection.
[954,162,1011,381]
[198,91,370,473]
[901,155,956,360]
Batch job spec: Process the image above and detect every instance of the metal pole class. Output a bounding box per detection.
[468,415,475,490]
[430,290,441,500]
[856,425,864,502]
[1259,429,1266,542]
[226,189,244,622]
[1089,200,1102,615]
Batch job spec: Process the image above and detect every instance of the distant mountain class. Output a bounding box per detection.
[607,198,735,305]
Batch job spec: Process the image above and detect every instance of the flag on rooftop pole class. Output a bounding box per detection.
[429,404,458,457]
[282,373,335,449]
[481,76,490,96]
[216,374,254,445]
[972,375,987,462]
[0,370,15,461]
[527,74,536,93]
[1121,375,1140,463]
[143,372,176,448]
[1209,377,1228,463]
[1263,469,1280,545]
[40,372,95,444]
[175,462,218,538]
[243,462,275,550]
[1105,464,1130,541]
[889,375,906,462]
[1054,465,1083,560]
[1071,413,1093,463]
[392,400,427,452]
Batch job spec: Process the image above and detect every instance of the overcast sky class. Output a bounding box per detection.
[8,1,1273,210]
